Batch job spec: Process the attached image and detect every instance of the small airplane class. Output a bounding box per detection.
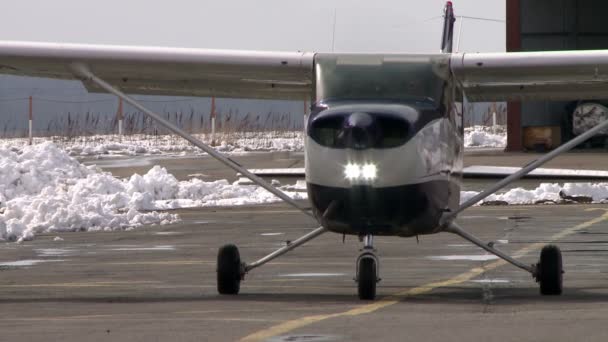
[3,2,608,300]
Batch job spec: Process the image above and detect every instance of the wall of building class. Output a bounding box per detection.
[507,0,608,150]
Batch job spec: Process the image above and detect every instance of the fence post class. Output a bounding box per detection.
[28,96,33,145]
[117,98,124,140]
[303,99,309,130]
[211,97,216,146]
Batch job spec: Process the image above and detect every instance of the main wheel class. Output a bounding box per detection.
[358,257,377,300]
[217,244,242,295]
[537,245,563,295]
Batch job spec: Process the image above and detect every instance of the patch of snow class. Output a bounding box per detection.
[280,273,346,277]
[53,236,64,241]
[261,232,285,236]
[0,132,304,158]
[153,232,182,236]
[428,255,499,261]
[461,182,608,205]
[0,142,309,242]
[0,259,65,267]
[279,180,308,191]
[464,125,506,148]
[0,142,179,242]
[470,279,510,284]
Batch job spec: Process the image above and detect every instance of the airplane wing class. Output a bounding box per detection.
[0,40,314,100]
[450,50,608,102]
[2,40,608,103]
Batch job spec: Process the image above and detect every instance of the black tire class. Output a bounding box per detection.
[538,245,563,295]
[358,257,377,300]
[217,244,242,295]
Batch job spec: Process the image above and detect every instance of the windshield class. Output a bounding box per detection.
[314,53,450,105]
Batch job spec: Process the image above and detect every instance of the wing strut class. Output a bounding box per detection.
[69,63,315,220]
[442,114,608,225]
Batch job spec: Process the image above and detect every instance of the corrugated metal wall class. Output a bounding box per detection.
[520,0,608,128]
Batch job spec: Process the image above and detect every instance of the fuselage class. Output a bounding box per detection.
[305,53,464,237]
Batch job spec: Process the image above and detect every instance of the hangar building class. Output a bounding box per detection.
[506,0,608,151]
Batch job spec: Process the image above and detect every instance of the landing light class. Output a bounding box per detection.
[344,163,377,180]
[344,163,361,179]
[361,164,377,180]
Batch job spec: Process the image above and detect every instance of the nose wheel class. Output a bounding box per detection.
[356,234,380,300]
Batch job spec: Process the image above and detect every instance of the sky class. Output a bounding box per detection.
[0,0,505,53]
[0,1,506,135]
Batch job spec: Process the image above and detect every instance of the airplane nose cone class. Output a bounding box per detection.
[344,112,375,149]
[346,112,374,128]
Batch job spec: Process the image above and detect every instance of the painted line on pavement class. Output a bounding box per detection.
[240,208,608,342]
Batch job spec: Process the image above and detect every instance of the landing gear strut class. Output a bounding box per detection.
[356,234,380,300]
[446,222,564,296]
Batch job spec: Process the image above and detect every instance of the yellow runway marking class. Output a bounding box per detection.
[240,208,608,342]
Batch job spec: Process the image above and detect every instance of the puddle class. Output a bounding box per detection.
[0,259,65,267]
[109,245,176,251]
[261,232,285,236]
[427,255,499,261]
[496,239,509,244]
[280,273,345,277]
[35,248,79,257]
[508,216,532,221]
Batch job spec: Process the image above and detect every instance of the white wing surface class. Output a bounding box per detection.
[451,50,608,102]
[0,40,314,100]
[3,40,608,103]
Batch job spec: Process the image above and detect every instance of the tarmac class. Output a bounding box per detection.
[3,150,608,341]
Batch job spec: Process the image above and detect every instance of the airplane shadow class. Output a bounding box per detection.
[2,286,608,305]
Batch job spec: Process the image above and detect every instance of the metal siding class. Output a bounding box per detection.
[520,0,567,34]
[577,0,608,33]
[519,0,608,139]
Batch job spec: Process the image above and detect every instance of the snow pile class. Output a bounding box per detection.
[128,166,306,210]
[0,142,305,242]
[0,142,179,242]
[463,182,608,206]
[0,131,305,157]
[464,125,507,148]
